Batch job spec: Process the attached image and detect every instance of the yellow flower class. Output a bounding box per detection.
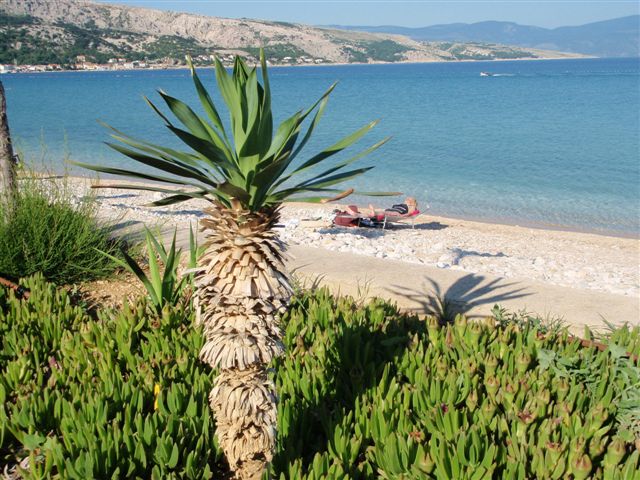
[154,384,161,411]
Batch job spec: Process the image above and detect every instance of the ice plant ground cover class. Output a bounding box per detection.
[0,275,639,479]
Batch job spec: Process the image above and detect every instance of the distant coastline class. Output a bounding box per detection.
[1,53,593,75]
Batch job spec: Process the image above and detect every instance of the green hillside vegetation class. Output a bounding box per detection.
[0,12,213,65]
[443,43,537,60]
[0,13,59,65]
[363,39,412,61]
[245,44,309,61]
[0,11,414,67]
[341,40,411,63]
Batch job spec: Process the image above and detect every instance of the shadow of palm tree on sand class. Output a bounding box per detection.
[389,273,531,323]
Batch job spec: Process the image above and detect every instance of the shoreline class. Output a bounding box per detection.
[3,54,594,76]
[57,175,639,299]
[420,209,639,241]
[60,170,639,240]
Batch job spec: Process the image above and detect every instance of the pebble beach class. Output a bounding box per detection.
[69,177,640,299]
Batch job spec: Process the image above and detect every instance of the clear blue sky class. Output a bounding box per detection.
[95,1,639,28]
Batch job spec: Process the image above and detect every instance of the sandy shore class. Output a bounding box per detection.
[66,177,639,299]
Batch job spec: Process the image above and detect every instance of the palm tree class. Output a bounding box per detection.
[75,53,389,479]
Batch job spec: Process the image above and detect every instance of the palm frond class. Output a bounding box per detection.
[186,56,227,137]
[79,49,391,211]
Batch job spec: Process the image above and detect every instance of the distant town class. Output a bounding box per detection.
[0,53,329,74]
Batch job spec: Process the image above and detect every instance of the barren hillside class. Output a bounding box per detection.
[1,0,584,65]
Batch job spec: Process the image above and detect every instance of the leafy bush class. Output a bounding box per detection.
[1,277,638,478]
[0,176,121,284]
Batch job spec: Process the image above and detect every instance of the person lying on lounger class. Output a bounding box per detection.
[334,197,420,228]
[368,197,418,219]
[343,197,418,217]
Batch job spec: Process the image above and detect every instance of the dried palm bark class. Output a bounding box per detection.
[195,201,292,479]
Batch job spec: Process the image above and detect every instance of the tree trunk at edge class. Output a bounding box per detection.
[0,80,16,214]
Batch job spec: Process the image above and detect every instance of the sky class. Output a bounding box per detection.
[94,0,640,28]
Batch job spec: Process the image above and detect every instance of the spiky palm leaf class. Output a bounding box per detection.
[76,52,389,479]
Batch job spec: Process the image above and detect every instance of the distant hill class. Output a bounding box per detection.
[1,0,584,66]
[330,16,640,58]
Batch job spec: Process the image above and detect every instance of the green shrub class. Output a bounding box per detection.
[0,274,220,478]
[1,277,638,478]
[0,176,121,284]
[598,322,640,358]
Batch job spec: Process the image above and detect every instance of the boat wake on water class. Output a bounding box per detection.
[480,72,515,77]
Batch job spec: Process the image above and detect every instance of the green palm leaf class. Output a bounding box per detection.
[91,183,209,205]
[149,192,208,207]
[98,247,160,308]
[158,91,215,141]
[288,120,381,177]
[72,162,209,190]
[105,143,217,187]
[270,136,391,195]
[269,167,374,202]
[186,56,227,136]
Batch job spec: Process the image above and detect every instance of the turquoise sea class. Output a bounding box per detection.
[2,58,639,235]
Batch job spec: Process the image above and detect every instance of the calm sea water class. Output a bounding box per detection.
[3,58,639,235]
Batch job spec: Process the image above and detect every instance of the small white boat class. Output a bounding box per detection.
[480,71,493,77]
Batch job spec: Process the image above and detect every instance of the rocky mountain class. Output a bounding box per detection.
[331,16,640,58]
[1,0,584,66]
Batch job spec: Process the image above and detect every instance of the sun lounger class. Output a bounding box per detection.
[333,209,422,229]
[377,209,421,229]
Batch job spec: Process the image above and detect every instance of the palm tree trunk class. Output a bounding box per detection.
[195,201,291,479]
[0,80,16,215]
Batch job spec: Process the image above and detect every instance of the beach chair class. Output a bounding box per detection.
[332,209,421,229]
[377,209,421,229]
